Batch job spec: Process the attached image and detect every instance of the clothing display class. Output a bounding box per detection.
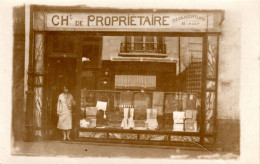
[80,90,200,132]
[173,123,184,131]
[185,110,197,120]
[173,111,185,119]
[86,107,98,116]
[146,109,158,130]
[184,120,197,132]
[121,108,135,129]
[121,108,129,129]
[165,93,181,113]
[152,92,164,116]
[185,94,197,110]
[174,118,184,124]
[181,93,189,111]
[85,91,96,107]
[96,101,107,111]
[57,93,74,130]
[119,91,134,108]
[134,92,151,120]
[133,120,147,130]
[96,110,106,127]
[80,119,90,128]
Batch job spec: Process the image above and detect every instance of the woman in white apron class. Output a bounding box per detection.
[57,86,75,141]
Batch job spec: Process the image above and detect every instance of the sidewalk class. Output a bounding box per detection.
[11,140,239,160]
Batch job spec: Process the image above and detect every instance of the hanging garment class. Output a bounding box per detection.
[147,109,158,130]
[152,92,164,116]
[134,92,151,120]
[121,108,129,129]
[85,91,96,107]
[119,91,134,108]
[181,93,189,111]
[127,108,135,128]
[186,94,197,110]
[164,93,181,113]
[57,93,74,130]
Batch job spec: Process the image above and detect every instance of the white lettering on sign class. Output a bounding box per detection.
[45,12,214,31]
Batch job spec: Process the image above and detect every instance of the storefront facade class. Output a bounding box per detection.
[19,5,226,148]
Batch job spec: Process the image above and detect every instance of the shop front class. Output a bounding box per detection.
[24,5,224,148]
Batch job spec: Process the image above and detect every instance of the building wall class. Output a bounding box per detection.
[13,6,25,141]
[216,9,241,152]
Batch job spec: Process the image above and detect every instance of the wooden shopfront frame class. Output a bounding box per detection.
[25,5,224,148]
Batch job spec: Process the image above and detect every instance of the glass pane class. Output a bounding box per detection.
[134,36,143,50]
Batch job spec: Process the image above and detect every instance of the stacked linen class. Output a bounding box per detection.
[173,111,185,131]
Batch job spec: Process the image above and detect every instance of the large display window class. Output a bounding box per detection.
[75,35,203,142]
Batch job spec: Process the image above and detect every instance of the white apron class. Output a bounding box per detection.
[57,93,74,130]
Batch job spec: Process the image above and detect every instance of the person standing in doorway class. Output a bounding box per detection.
[57,85,75,141]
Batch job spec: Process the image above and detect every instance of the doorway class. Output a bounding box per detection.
[46,58,76,140]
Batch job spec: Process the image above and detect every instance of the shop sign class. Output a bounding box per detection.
[45,12,214,31]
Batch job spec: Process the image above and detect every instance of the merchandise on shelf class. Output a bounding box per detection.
[173,123,184,131]
[173,111,185,119]
[184,120,197,132]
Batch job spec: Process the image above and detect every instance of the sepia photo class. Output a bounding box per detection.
[1,0,259,163]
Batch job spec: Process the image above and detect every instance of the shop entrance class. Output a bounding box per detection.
[46,58,76,140]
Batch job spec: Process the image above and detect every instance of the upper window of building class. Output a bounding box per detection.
[120,36,166,56]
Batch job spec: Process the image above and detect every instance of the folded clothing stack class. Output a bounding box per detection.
[84,107,97,128]
[184,110,197,132]
[173,111,185,131]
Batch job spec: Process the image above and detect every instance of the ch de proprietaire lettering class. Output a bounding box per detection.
[51,15,170,26]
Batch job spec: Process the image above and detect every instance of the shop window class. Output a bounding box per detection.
[120,36,166,55]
